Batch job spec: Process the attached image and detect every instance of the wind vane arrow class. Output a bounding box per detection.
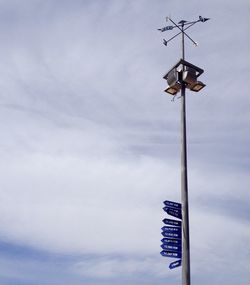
[158,26,174,32]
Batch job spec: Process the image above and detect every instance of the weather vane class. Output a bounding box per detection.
[158,16,210,47]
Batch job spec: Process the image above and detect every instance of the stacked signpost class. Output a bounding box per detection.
[161,200,182,269]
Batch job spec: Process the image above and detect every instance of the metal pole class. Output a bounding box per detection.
[180,23,191,285]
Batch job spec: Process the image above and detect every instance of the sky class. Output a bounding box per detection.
[0,0,249,284]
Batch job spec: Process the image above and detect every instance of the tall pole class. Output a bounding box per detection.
[180,23,191,285]
[159,15,209,284]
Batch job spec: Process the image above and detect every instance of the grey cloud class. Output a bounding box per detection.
[0,0,249,284]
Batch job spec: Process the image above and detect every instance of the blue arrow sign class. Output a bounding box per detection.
[163,218,181,227]
[161,231,181,239]
[163,207,182,220]
[163,200,181,209]
[161,243,181,252]
[161,226,181,239]
[161,238,182,246]
[160,250,182,258]
[161,226,181,234]
[169,259,182,269]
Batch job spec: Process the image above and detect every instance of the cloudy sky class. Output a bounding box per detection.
[0,0,249,284]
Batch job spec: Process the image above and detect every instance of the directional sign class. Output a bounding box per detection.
[160,250,182,258]
[163,207,182,220]
[161,238,182,246]
[161,226,181,239]
[163,200,181,209]
[161,226,181,234]
[161,243,181,252]
[161,231,181,239]
[162,218,182,227]
[163,218,181,227]
[169,259,182,270]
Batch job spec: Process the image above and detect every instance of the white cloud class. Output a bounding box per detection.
[73,256,174,279]
[0,153,176,254]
